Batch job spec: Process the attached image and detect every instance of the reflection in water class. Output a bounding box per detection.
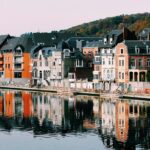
[0,90,150,150]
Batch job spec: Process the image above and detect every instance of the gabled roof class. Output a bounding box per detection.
[1,37,19,50]
[124,40,150,54]
[0,35,10,47]
[1,35,34,52]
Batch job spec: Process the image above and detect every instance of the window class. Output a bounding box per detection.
[40,62,42,66]
[8,64,10,69]
[102,58,105,65]
[45,60,48,66]
[39,55,42,60]
[40,71,42,78]
[94,74,99,79]
[135,48,140,54]
[95,56,100,62]
[14,72,22,78]
[58,72,62,76]
[33,62,37,67]
[130,59,136,68]
[112,58,114,65]
[96,66,99,71]
[14,64,22,69]
[119,60,121,66]
[147,59,150,67]
[147,48,150,54]
[109,58,111,65]
[122,60,124,66]
[121,49,123,54]
[64,49,70,57]
[76,59,83,67]
[122,73,124,79]
[138,59,143,68]
[119,72,121,79]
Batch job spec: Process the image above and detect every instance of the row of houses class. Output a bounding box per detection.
[0,27,150,91]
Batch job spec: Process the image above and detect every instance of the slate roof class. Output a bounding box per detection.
[124,40,150,55]
[0,35,9,47]
[101,29,123,48]
[1,37,19,51]
[32,33,58,47]
[139,28,150,39]
[65,37,102,50]
[1,35,34,52]
[84,41,102,48]
[31,45,55,58]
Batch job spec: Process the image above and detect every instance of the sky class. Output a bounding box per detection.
[0,0,150,36]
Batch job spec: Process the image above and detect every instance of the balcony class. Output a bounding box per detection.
[14,52,22,56]
[14,59,23,64]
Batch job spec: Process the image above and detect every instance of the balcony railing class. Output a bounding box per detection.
[14,59,23,64]
[129,65,148,70]
[14,52,22,56]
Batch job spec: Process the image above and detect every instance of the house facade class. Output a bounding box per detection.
[0,35,34,85]
[116,41,150,83]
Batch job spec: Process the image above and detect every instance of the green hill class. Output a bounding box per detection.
[54,12,150,38]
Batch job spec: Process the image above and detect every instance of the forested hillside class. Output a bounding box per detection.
[52,13,150,38]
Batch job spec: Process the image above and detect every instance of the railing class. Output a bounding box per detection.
[14,52,22,56]
[14,60,23,64]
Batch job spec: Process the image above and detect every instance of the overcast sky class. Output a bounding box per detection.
[0,0,150,36]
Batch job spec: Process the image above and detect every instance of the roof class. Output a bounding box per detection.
[65,37,102,50]
[1,35,34,52]
[0,35,9,47]
[32,33,58,47]
[31,45,56,58]
[101,29,123,48]
[1,37,19,50]
[139,28,150,38]
[84,41,102,48]
[124,40,150,54]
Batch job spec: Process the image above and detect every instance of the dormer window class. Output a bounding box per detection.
[104,38,107,44]
[110,38,113,44]
[95,56,100,62]
[76,59,83,67]
[64,49,70,58]
[135,47,140,54]
[147,47,150,54]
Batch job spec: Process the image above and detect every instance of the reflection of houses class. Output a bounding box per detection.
[50,96,63,126]
[116,100,129,142]
[101,100,116,135]
[116,41,150,83]
[32,93,51,125]
[4,91,14,118]
[22,92,32,118]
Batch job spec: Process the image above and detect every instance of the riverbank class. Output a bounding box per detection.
[0,86,57,93]
[0,85,150,100]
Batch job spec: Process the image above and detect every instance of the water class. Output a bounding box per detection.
[0,90,150,150]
